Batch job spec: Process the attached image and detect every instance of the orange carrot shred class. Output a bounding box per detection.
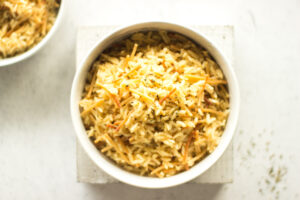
[183,131,194,170]
[116,120,126,131]
[103,133,128,163]
[122,57,129,70]
[116,111,132,132]
[162,60,167,69]
[111,94,121,108]
[114,121,121,125]
[198,76,209,106]
[97,83,121,108]
[130,43,138,58]
[118,72,125,78]
[106,124,118,129]
[159,88,177,105]
[113,65,141,83]
[80,99,104,117]
[85,70,97,98]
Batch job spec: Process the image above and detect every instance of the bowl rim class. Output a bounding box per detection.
[0,0,65,67]
[71,21,240,188]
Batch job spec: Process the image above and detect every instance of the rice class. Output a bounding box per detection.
[0,0,60,59]
[79,31,230,178]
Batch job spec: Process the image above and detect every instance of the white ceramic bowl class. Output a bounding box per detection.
[0,0,65,67]
[71,22,240,188]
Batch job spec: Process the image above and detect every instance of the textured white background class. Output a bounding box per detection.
[0,0,300,199]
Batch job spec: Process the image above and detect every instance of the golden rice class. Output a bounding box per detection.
[0,0,60,59]
[79,31,230,178]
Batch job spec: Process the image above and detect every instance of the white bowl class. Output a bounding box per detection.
[71,22,240,188]
[0,0,65,67]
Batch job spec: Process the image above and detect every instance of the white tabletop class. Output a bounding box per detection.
[0,0,299,199]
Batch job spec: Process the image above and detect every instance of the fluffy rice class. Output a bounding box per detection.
[0,0,60,59]
[79,31,230,178]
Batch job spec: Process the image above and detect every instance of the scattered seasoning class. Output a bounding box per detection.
[269,167,274,175]
[271,186,276,192]
[237,129,289,199]
[247,149,252,157]
[265,179,270,185]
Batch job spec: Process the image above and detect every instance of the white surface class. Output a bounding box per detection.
[76,25,234,185]
[0,0,299,199]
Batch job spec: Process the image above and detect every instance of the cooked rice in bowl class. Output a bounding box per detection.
[0,0,60,59]
[79,31,230,178]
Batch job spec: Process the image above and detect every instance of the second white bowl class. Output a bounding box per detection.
[0,0,65,67]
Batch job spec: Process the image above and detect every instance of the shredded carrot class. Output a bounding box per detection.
[5,17,29,37]
[150,165,164,175]
[202,108,225,116]
[113,65,141,83]
[41,3,48,35]
[184,75,227,85]
[125,65,141,77]
[183,132,194,170]
[198,76,209,106]
[116,119,127,132]
[184,74,207,82]
[121,56,130,70]
[162,60,167,69]
[101,145,113,153]
[135,164,140,168]
[130,88,154,103]
[117,72,125,78]
[131,43,138,58]
[181,102,193,117]
[103,133,128,162]
[163,168,176,174]
[111,44,139,83]
[120,96,134,106]
[96,83,121,108]
[114,121,121,125]
[208,80,227,85]
[80,99,104,116]
[193,130,199,142]
[85,70,97,98]
[106,124,118,129]
[112,95,121,108]
[159,88,177,104]
[116,111,132,132]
